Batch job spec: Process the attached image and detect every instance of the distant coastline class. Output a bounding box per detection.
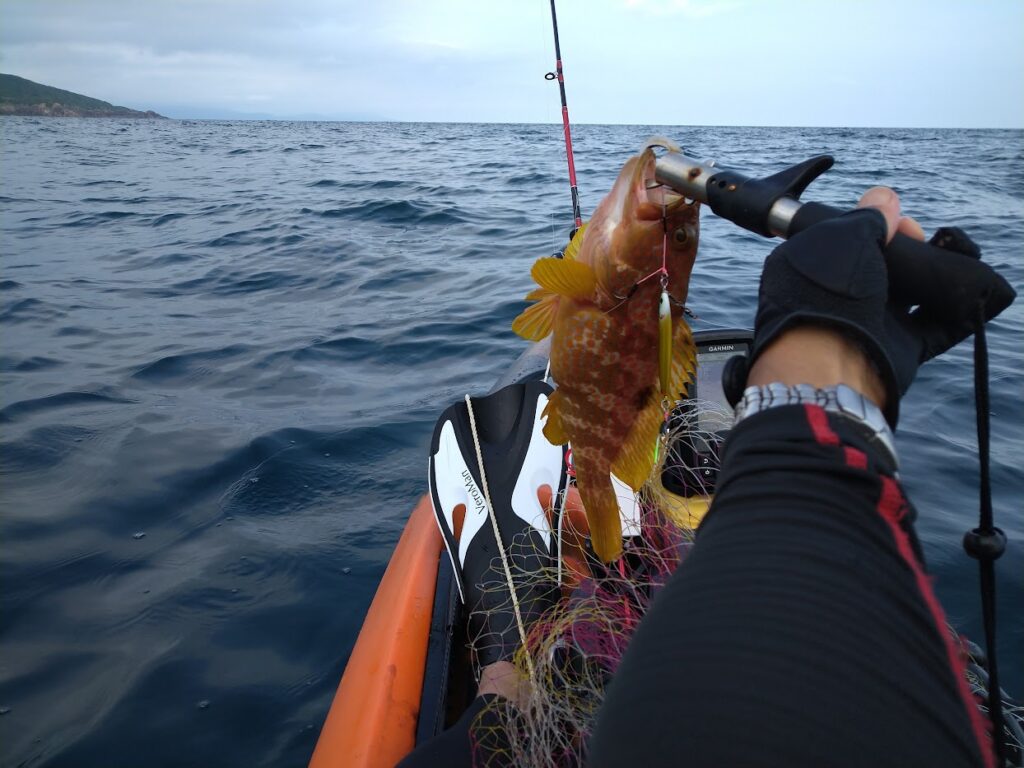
[0,73,164,119]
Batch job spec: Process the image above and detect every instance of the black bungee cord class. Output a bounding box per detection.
[965,302,1009,765]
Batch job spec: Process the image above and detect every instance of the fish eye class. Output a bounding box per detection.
[673,227,690,245]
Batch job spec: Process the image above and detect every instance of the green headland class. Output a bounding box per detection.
[0,74,164,118]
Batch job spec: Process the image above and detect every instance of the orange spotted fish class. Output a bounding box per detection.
[512,141,699,562]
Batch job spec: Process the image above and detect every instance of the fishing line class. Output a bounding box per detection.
[637,201,672,287]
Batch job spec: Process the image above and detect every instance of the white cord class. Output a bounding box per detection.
[464,394,536,680]
[556,485,567,588]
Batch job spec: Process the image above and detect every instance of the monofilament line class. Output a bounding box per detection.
[464,394,537,681]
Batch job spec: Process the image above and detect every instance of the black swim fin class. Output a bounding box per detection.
[427,380,568,666]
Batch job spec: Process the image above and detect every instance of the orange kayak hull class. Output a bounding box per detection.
[309,495,443,768]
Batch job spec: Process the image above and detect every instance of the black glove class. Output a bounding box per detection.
[728,209,1014,427]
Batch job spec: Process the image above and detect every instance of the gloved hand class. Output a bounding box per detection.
[730,187,1014,427]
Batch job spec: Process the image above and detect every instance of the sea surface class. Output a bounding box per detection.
[1,119,1021,767]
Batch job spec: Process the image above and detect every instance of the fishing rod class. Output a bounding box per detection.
[655,148,1016,763]
[545,0,582,232]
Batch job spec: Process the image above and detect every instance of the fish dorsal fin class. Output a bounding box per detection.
[669,318,697,401]
[512,289,558,341]
[531,257,596,300]
[611,320,697,491]
[610,388,663,491]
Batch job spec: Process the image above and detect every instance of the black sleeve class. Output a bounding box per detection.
[396,694,515,768]
[588,404,993,768]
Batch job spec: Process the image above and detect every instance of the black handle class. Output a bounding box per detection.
[791,202,1016,325]
[705,155,834,237]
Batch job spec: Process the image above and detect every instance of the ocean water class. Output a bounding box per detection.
[0,119,1021,767]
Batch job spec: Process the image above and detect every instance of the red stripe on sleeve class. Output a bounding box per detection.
[843,446,868,469]
[803,404,840,446]
[876,476,995,768]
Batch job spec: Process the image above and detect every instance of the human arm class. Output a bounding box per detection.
[589,188,995,768]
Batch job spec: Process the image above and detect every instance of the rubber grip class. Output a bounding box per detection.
[790,202,1015,324]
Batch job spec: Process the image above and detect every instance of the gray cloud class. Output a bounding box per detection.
[1,0,1021,126]
[1,0,498,118]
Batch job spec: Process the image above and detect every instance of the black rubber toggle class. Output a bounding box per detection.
[722,354,749,407]
[962,527,1007,561]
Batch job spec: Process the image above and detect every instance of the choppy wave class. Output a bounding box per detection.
[0,118,1021,767]
[0,391,134,423]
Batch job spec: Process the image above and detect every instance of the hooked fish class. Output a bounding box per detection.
[512,140,699,562]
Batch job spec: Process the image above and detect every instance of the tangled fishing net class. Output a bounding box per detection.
[466,398,726,767]
[960,634,1024,764]
[464,398,1024,768]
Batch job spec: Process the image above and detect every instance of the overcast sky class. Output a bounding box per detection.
[1,0,1021,127]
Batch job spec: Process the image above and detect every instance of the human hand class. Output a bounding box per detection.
[744,187,929,427]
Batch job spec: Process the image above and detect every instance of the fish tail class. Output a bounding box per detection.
[575,461,622,562]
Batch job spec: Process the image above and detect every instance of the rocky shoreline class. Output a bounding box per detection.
[0,102,164,118]
[0,74,165,118]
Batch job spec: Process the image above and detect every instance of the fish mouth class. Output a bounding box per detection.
[633,148,686,220]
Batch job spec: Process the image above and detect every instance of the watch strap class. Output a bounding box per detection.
[733,382,899,472]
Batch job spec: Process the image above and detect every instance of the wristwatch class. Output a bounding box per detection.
[733,382,899,472]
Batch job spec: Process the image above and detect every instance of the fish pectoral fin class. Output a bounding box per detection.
[541,389,569,445]
[611,391,664,491]
[530,257,596,300]
[512,289,559,341]
[524,286,552,302]
[669,318,697,401]
[562,223,587,261]
[576,465,623,562]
